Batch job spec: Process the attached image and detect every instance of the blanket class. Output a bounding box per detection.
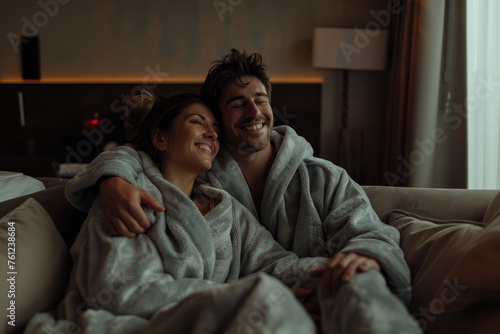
[25,146,327,334]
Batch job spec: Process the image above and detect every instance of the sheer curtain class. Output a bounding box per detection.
[467,0,500,189]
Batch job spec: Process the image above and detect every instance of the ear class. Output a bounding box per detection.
[152,129,168,152]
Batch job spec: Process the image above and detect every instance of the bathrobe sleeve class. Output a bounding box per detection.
[65,145,144,213]
[312,163,411,303]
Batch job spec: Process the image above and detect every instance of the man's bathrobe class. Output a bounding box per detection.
[25,145,327,334]
[205,126,412,302]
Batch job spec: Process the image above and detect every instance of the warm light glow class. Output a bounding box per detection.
[270,77,323,83]
[0,77,324,84]
[0,77,206,84]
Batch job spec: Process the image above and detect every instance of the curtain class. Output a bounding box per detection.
[381,0,468,188]
[433,0,468,188]
[466,0,500,189]
[380,0,422,187]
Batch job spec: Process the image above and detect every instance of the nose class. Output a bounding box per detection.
[245,100,262,118]
[205,125,218,140]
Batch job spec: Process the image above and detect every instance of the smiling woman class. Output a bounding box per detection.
[124,90,220,199]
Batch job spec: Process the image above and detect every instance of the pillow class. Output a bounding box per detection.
[0,172,45,202]
[435,190,500,311]
[389,206,500,333]
[387,210,484,315]
[0,198,70,333]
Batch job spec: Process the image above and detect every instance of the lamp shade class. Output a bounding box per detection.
[312,28,389,71]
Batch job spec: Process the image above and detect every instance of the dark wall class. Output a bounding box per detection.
[0,83,321,176]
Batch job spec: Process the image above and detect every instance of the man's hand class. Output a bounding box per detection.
[293,288,321,330]
[309,252,381,296]
[100,176,165,237]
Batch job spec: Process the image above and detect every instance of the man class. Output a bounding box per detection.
[68,49,419,333]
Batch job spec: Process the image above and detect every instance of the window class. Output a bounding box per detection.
[466,0,500,189]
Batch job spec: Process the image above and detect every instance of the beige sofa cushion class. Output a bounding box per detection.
[0,198,70,333]
[387,210,483,313]
[388,194,500,333]
[436,190,500,310]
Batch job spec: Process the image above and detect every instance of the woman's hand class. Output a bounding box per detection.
[309,252,381,296]
[100,176,165,237]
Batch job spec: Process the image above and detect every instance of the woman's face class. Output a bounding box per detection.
[159,103,220,175]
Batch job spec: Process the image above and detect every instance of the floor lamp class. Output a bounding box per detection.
[312,28,389,182]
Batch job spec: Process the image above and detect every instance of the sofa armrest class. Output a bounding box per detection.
[361,186,498,223]
[36,177,69,189]
[0,184,87,247]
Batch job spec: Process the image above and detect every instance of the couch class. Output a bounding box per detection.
[1,178,499,334]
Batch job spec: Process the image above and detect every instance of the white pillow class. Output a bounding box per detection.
[0,172,45,202]
[0,198,70,333]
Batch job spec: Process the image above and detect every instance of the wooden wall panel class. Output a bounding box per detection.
[0,83,320,176]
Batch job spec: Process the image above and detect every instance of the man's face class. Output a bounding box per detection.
[217,75,274,156]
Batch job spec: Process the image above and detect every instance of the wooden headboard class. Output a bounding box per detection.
[0,82,321,176]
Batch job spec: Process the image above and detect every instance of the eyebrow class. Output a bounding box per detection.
[225,92,269,106]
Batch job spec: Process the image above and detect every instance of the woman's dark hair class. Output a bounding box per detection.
[200,49,272,116]
[124,90,206,163]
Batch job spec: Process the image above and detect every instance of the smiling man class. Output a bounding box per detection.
[67,49,420,333]
[212,74,276,212]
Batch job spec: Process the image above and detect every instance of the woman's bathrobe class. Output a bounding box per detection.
[25,145,327,334]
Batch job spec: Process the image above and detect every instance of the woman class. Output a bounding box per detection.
[25,91,326,334]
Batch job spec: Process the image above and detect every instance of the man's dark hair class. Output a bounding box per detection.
[200,49,272,117]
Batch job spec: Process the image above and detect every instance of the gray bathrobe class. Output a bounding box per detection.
[25,145,327,334]
[203,126,411,302]
[63,126,411,300]
[50,125,414,332]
